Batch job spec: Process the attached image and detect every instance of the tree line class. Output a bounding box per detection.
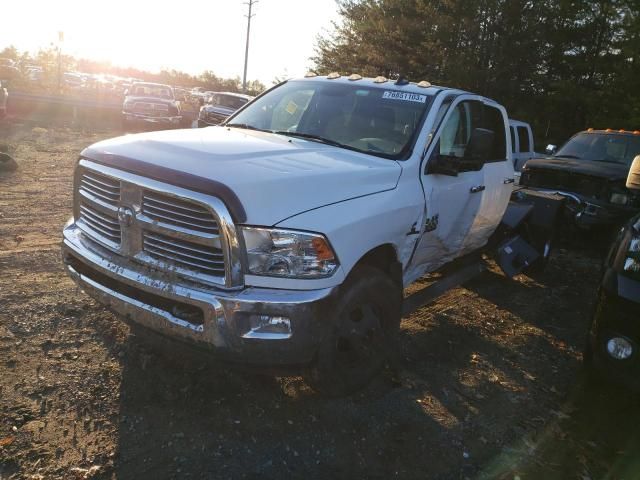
[0,46,266,97]
[313,0,640,146]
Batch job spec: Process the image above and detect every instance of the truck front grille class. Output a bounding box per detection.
[142,191,219,234]
[75,161,235,288]
[143,231,225,277]
[523,169,606,199]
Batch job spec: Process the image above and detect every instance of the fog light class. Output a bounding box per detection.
[606,337,633,360]
[242,315,292,339]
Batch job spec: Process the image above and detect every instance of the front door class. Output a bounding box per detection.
[409,97,512,274]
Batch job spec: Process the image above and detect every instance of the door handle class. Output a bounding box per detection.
[504,178,515,184]
[470,185,485,193]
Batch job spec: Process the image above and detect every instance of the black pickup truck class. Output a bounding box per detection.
[520,129,640,229]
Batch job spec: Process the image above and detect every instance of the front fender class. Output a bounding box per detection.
[276,187,424,282]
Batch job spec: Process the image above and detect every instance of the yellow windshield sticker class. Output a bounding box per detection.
[285,100,298,115]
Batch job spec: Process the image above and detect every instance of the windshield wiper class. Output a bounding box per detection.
[225,123,268,132]
[273,131,346,148]
[554,154,580,159]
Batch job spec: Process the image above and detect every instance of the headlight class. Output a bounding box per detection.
[240,227,338,278]
[610,193,629,205]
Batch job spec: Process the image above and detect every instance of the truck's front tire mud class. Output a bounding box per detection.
[305,265,402,397]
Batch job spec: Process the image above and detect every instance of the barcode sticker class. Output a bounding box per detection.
[382,91,427,103]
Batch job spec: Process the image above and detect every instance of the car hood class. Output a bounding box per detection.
[81,127,402,225]
[202,105,236,116]
[526,157,629,180]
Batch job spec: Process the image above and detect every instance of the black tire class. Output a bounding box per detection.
[304,265,402,397]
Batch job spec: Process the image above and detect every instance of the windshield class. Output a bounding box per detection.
[212,94,248,110]
[130,84,173,100]
[555,132,640,166]
[226,80,433,158]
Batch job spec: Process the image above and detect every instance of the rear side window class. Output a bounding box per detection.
[517,126,530,153]
[510,127,516,153]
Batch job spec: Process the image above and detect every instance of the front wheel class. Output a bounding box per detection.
[305,265,402,396]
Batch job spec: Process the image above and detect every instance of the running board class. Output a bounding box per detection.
[402,260,486,316]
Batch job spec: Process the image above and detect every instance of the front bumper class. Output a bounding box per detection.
[62,223,336,366]
[523,187,636,229]
[122,112,182,126]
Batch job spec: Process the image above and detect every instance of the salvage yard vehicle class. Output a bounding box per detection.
[520,129,640,229]
[122,82,182,129]
[198,92,253,127]
[585,154,640,391]
[62,74,559,395]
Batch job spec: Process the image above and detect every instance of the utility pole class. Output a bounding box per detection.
[242,0,257,93]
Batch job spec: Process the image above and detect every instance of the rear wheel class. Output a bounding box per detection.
[305,265,402,396]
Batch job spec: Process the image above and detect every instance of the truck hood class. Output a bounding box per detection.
[81,127,402,225]
[526,157,629,181]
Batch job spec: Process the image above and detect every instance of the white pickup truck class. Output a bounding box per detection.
[62,74,558,394]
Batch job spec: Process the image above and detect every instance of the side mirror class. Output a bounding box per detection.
[626,155,640,191]
[465,128,495,162]
[545,144,557,155]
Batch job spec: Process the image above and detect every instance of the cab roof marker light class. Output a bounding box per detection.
[304,72,318,78]
[606,128,613,132]
[587,128,594,132]
[634,130,640,135]
[348,74,362,81]
[620,129,626,133]
[373,76,388,83]
[417,80,432,88]
[326,72,341,79]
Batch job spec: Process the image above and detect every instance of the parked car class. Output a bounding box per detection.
[62,74,555,395]
[198,92,253,127]
[520,129,640,229]
[122,82,182,129]
[585,154,640,391]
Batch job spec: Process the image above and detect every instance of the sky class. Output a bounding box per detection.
[1,0,341,84]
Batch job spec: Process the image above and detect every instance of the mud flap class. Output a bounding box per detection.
[496,235,540,278]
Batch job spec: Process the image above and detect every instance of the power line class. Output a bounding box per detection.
[242,0,257,93]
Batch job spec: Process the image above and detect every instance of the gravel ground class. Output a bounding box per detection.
[0,122,638,480]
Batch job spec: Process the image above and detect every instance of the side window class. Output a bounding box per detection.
[482,105,507,162]
[517,126,530,153]
[439,101,476,159]
[433,100,506,172]
[510,127,517,153]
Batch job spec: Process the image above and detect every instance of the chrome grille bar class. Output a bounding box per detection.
[143,231,225,276]
[142,191,219,234]
[79,170,120,206]
[78,202,121,245]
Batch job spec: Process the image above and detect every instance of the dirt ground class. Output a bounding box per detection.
[1,122,639,480]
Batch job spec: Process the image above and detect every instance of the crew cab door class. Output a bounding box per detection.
[410,96,512,273]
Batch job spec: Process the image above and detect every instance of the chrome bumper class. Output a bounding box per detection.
[123,112,181,125]
[62,223,335,365]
